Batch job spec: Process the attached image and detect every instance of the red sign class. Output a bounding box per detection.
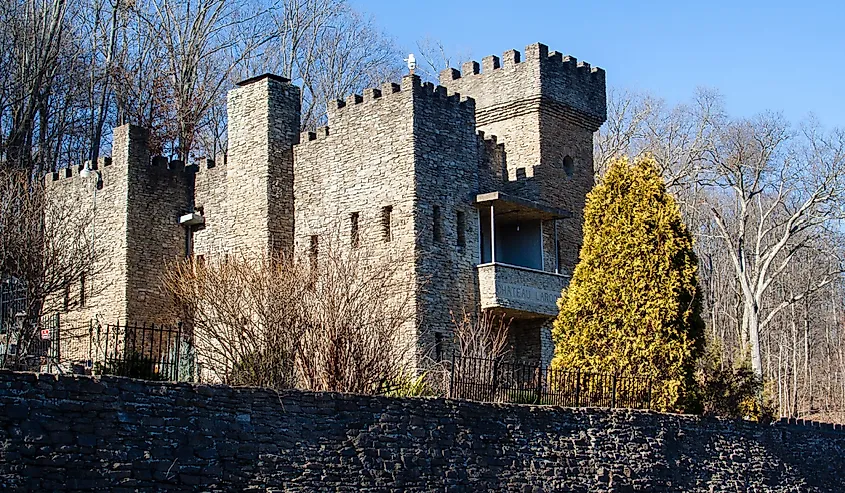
[40,329,50,340]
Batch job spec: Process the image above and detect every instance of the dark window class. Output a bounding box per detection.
[350,212,360,248]
[309,235,319,270]
[63,282,69,312]
[433,206,442,242]
[79,273,86,308]
[382,206,393,242]
[456,210,466,248]
[563,155,574,177]
[434,332,444,362]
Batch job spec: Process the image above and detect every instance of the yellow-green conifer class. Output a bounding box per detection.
[551,155,704,411]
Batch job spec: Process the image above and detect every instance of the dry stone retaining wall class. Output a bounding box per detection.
[1,371,844,492]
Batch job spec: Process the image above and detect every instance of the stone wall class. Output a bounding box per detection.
[44,124,193,328]
[199,74,301,259]
[1,371,844,492]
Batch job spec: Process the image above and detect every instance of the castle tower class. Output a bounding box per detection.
[440,43,607,276]
[225,74,301,257]
[45,124,193,327]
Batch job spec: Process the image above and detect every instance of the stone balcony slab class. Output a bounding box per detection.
[477,262,569,318]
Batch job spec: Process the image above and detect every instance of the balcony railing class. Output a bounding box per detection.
[477,262,569,317]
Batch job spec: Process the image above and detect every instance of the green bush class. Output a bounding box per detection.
[380,372,436,398]
[693,345,773,421]
[552,155,705,412]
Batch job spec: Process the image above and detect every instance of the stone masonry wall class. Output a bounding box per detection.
[411,77,487,363]
[123,127,193,325]
[1,371,844,492]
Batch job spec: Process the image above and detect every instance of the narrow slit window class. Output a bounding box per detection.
[350,212,360,248]
[63,282,69,312]
[563,155,574,177]
[456,210,466,248]
[381,205,393,242]
[433,205,442,242]
[309,235,319,269]
[79,273,86,308]
[434,332,444,362]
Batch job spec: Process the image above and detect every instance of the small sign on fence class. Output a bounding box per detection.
[40,328,50,340]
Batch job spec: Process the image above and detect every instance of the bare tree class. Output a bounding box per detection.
[414,37,471,83]
[0,168,98,367]
[451,308,510,361]
[704,118,845,377]
[254,0,403,130]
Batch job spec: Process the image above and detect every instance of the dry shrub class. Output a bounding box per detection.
[164,243,416,392]
[165,255,305,389]
[451,308,511,360]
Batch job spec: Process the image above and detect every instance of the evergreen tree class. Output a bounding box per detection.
[551,155,704,411]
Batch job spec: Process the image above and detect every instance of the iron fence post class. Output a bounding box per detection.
[611,373,617,408]
[535,366,543,405]
[176,322,183,381]
[575,370,581,407]
[647,379,652,409]
[491,358,499,402]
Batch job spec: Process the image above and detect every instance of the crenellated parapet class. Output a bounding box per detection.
[314,75,475,136]
[439,42,606,131]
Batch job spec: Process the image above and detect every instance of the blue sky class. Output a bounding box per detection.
[352,0,844,128]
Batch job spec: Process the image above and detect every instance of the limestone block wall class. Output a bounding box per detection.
[123,132,193,324]
[192,157,230,258]
[411,78,489,362]
[44,156,129,329]
[223,74,300,258]
[1,371,844,492]
[44,125,193,328]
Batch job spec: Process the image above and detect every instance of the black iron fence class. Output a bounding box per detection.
[0,278,27,334]
[1,316,194,381]
[93,322,192,381]
[448,354,652,409]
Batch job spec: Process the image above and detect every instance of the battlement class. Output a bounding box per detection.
[439,42,604,84]
[438,42,606,127]
[322,74,475,127]
[48,154,199,184]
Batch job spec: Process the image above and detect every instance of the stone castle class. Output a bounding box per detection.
[46,42,606,368]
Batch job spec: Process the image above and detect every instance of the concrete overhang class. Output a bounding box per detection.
[475,191,571,221]
[179,212,205,227]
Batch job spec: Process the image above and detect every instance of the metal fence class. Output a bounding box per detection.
[1,316,194,381]
[448,354,652,409]
[0,278,27,334]
[93,322,192,381]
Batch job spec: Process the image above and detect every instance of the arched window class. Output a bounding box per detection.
[563,155,574,177]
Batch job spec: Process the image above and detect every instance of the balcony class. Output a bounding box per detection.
[475,191,571,318]
[477,263,569,317]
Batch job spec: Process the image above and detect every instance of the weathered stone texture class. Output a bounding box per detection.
[1,371,844,492]
[45,125,193,327]
[201,74,301,258]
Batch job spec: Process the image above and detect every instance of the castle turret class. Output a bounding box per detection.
[225,74,301,257]
[439,42,607,276]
